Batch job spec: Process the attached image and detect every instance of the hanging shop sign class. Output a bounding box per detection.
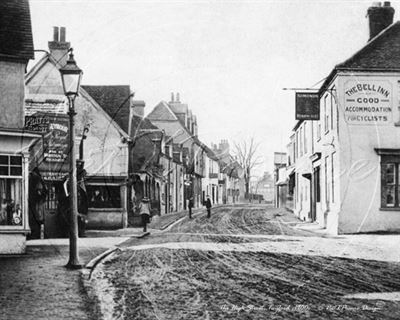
[25,113,69,163]
[295,92,320,120]
[344,80,393,125]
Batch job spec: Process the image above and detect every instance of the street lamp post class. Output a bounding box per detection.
[60,49,83,269]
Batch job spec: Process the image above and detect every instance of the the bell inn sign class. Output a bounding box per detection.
[344,80,393,125]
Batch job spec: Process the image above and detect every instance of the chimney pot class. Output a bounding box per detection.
[60,27,66,42]
[176,92,180,102]
[53,26,59,41]
[367,1,394,40]
[171,92,174,102]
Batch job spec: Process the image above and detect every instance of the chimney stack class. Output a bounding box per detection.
[131,100,145,118]
[48,26,71,67]
[60,27,66,42]
[53,26,59,42]
[367,2,394,41]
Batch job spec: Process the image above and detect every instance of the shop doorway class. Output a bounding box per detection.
[311,167,320,222]
[43,181,67,238]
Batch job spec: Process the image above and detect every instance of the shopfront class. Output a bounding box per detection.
[25,112,71,238]
[85,176,127,229]
[0,130,40,253]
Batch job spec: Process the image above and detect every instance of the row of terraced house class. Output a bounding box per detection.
[0,0,244,253]
[275,2,400,235]
[26,28,245,236]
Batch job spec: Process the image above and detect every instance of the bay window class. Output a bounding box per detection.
[0,155,23,226]
[87,184,122,208]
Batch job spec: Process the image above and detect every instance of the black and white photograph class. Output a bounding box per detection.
[1,0,400,319]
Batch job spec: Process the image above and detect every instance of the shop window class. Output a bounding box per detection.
[381,157,400,208]
[87,185,121,208]
[0,155,23,226]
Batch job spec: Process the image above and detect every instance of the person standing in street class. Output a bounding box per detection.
[188,197,194,219]
[205,195,212,218]
[139,197,151,232]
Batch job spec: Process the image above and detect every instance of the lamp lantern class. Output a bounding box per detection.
[60,49,82,99]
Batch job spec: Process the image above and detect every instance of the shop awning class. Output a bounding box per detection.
[302,173,312,180]
[286,166,295,176]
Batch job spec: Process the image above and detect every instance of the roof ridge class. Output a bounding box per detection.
[82,84,130,88]
[148,101,179,121]
[337,21,400,69]
[79,88,129,137]
[25,53,52,84]
[319,21,400,93]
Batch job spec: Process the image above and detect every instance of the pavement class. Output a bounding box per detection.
[0,207,197,320]
[0,232,144,320]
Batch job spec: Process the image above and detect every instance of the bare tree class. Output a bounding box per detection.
[233,137,263,201]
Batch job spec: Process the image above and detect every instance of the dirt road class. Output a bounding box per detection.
[86,204,400,320]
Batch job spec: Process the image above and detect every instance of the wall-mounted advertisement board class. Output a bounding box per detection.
[344,80,392,125]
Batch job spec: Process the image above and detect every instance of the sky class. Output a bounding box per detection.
[28,0,399,176]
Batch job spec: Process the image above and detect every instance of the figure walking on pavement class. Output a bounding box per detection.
[188,197,194,219]
[139,197,151,232]
[205,195,212,218]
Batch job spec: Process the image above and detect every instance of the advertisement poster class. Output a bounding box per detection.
[25,113,70,163]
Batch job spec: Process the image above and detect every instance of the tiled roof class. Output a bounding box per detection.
[169,102,188,114]
[203,145,219,161]
[320,21,400,92]
[0,0,34,61]
[130,115,159,139]
[82,85,131,133]
[147,101,178,121]
[338,22,400,70]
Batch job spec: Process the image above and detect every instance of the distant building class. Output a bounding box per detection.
[256,172,274,204]
[212,140,243,204]
[201,144,221,205]
[273,152,288,208]
[147,94,204,208]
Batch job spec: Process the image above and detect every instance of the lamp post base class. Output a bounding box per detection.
[65,262,83,270]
